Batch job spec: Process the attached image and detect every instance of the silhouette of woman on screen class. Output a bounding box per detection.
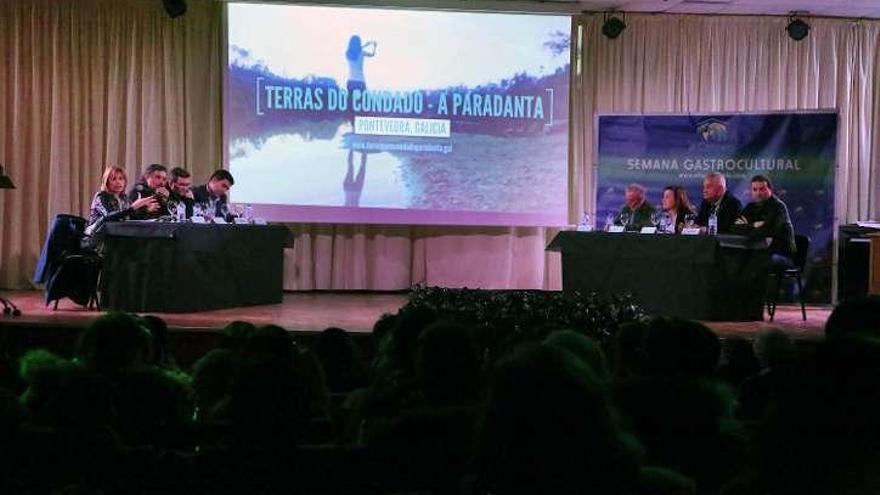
[343,149,367,207]
[346,35,377,93]
[346,35,377,126]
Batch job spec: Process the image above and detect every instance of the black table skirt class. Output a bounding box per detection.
[101,222,288,313]
[547,231,771,321]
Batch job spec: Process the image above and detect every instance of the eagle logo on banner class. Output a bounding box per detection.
[697,119,729,143]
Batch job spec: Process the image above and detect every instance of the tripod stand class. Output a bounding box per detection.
[0,164,21,317]
[0,298,21,316]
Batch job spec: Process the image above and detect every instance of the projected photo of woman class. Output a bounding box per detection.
[345,34,377,124]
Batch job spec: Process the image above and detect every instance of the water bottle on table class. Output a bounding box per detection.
[244,204,254,224]
[708,210,718,236]
[176,202,185,222]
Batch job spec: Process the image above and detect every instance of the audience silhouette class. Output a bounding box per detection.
[2,299,877,494]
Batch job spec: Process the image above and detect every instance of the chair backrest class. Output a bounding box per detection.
[793,234,811,271]
[33,214,88,284]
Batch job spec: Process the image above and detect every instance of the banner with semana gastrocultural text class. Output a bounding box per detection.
[596,112,837,303]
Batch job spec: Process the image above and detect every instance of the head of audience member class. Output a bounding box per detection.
[141,163,168,190]
[625,183,647,209]
[825,295,880,339]
[241,325,297,364]
[75,312,153,375]
[372,312,398,345]
[375,306,438,381]
[220,320,257,351]
[0,387,21,439]
[414,321,481,406]
[17,348,117,432]
[636,317,721,379]
[611,320,650,379]
[168,167,192,196]
[18,349,77,422]
[140,315,170,367]
[662,185,694,215]
[206,169,234,198]
[752,334,880,494]
[717,336,760,389]
[314,327,370,394]
[543,329,610,383]
[702,172,727,202]
[191,348,235,422]
[749,175,774,203]
[229,329,303,450]
[477,343,641,494]
[293,347,329,419]
[100,166,128,197]
[754,329,798,371]
[112,366,194,449]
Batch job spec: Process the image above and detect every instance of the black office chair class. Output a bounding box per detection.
[767,234,810,322]
[33,214,101,310]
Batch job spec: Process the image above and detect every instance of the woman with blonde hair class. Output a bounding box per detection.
[84,166,157,250]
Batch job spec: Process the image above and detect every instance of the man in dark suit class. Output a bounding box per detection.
[128,164,170,220]
[695,172,742,233]
[735,175,796,266]
[168,167,194,218]
[617,183,656,230]
[192,169,234,219]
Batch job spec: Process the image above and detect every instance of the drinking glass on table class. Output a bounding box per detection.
[658,212,670,233]
[684,213,696,229]
[618,211,632,230]
[230,203,243,219]
[650,211,661,229]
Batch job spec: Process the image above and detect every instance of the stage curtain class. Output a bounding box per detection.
[573,13,880,224]
[0,0,222,288]
[282,225,563,291]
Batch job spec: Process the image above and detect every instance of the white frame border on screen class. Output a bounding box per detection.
[220,1,576,228]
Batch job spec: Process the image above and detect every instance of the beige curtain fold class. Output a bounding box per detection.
[0,0,221,288]
[282,225,562,291]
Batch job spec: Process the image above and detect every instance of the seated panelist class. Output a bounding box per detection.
[616,183,656,230]
[695,172,742,234]
[661,185,695,233]
[168,167,195,218]
[84,166,158,252]
[128,163,170,220]
[192,169,235,220]
[733,175,796,267]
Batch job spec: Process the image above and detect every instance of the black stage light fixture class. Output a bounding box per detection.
[162,0,187,19]
[602,14,626,40]
[0,164,19,316]
[786,16,810,41]
[0,164,14,189]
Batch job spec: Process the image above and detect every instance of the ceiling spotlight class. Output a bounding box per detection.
[786,16,810,41]
[162,0,187,19]
[602,15,626,40]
